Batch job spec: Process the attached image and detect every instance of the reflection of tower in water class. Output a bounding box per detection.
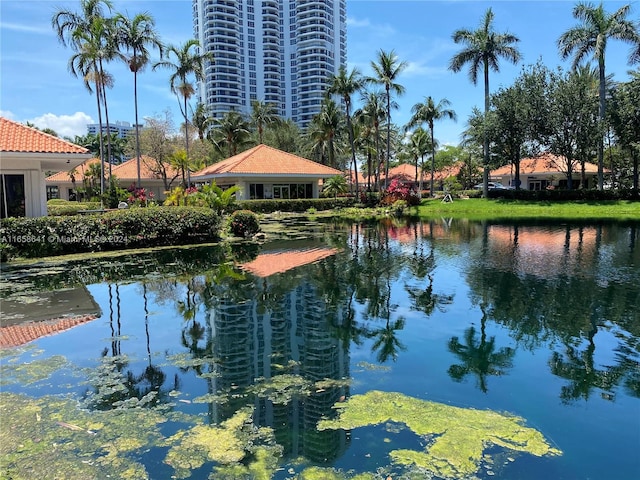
[208,275,350,463]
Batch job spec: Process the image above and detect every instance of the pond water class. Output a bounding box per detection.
[1,217,639,480]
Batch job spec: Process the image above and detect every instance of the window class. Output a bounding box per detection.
[46,185,60,200]
[249,183,264,199]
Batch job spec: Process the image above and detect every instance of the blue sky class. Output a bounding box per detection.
[1,0,638,145]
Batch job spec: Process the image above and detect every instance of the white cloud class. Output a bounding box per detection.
[0,110,17,120]
[0,21,52,35]
[346,15,395,36]
[403,61,449,78]
[28,112,95,139]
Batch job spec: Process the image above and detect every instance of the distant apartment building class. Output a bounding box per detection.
[86,121,142,139]
[193,0,347,128]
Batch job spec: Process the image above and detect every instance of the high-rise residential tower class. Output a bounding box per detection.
[193,0,347,128]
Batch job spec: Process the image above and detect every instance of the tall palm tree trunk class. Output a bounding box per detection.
[346,109,359,197]
[597,58,605,190]
[430,125,436,196]
[184,96,191,186]
[99,58,113,177]
[93,65,106,203]
[385,85,391,190]
[483,59,490,199]
[134,55,142,189]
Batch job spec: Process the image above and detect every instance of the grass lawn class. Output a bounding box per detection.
[411,198,640,220]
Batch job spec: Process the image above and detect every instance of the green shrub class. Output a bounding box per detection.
[0,207,221,260]
[236,197,355,213]
[48,201,102,216]
[228,210,260,237]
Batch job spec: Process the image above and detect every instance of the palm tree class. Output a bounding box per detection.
[406,128,431,195]
[249,99,280,144]
[368,50,407,189]
[116,11,163,189]
[53,0,114,200]
[307,98,343,169]
[153,39,213,186]
[209,111,251,157]
[355,90,386,190]
[192,102,213,142]
[328,65,365,196]
[407,97,457,196]
[323,175,348,199]
[449,8,521,198]
[557,1,639,190]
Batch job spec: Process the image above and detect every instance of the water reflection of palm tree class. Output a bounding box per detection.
[368,316,407,363]
[550,317,623,403]
[448,305,515,393]
[407,274,454,316]
[132,282,168,405]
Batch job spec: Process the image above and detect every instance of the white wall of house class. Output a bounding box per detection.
[196,176,323,200]
[1,153,89,217]
[494,173,597,190]
[1,157,49,217]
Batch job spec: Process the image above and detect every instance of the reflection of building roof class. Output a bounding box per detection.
[240,247,339,277]
[193,144,342,178]
[0,314,99,348]
[487,225,597,278]
[0,117,88,154]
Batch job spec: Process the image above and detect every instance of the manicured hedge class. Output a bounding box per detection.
[1,207,221,260]
[487,188,639,201]
[236,197,356,213]
[47,201,102,216]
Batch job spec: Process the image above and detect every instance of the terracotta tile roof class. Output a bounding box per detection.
[46,155,179,183]
[433,162,466,181]
[112,155,180,181]
[46,157,101,182]
[382,163,424,183]
[491,153,601,176]
[0,117,88,154]
[239,247,339,277]
[346,169,368,185]
[193,144,343,177]
[383,163,467,183]
[0,315,99,348]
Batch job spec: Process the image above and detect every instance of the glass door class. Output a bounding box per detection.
[1,174,26,218]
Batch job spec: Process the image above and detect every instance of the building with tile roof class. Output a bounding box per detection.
[192,144,343,200]
[0,117,91,217]
[376,162,470,193]
[490,153,603,190]
[46,155,180,201]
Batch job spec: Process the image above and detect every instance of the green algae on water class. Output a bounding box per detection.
[0,392,167,479]
[297,466,376,480]
[163,407,283,479]
[249,374,313,404]
[1,354,68,385]
[317,390,562,479]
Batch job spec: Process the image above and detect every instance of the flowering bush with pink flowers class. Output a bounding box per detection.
[127,185,155,207]
[380,179,420,206]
